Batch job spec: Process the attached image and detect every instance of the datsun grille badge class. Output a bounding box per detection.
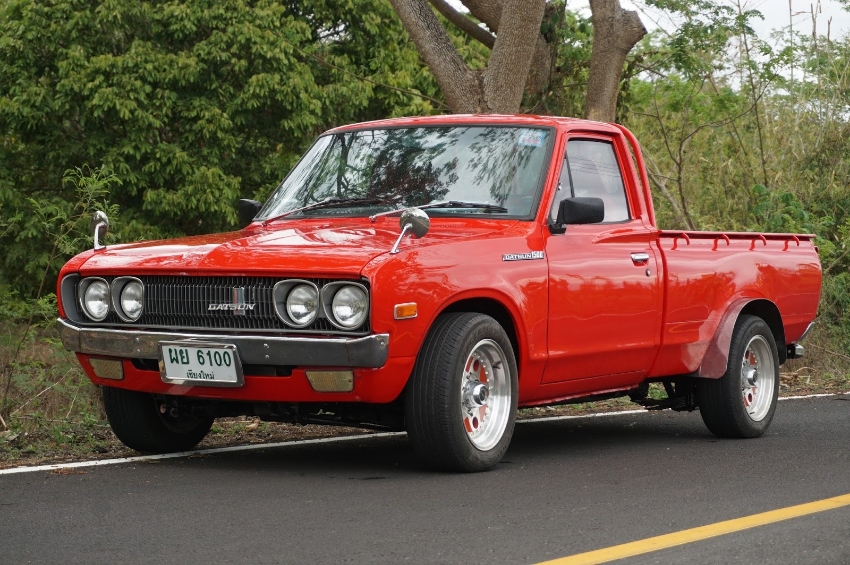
[208,287,255,315]
[502,251,545,262]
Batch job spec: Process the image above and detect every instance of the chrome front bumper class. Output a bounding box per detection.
[56,318,389,368]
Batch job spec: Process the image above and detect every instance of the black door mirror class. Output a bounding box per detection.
[550,197,605,233]
[238,199,263,228]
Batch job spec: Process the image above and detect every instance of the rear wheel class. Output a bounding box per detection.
[102,387,214,453]
[406,312,518,472]
[698,315,779,438]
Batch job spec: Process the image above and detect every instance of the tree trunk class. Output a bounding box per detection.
[585,0,646,122]
[389,0,547,114]
[482,0,546,113]
[388,0,485,113]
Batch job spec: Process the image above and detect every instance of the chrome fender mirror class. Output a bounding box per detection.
[91,210,109,250]
[390,208,430,254]
[400,208,430,238]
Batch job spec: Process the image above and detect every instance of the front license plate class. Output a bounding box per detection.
[159,342,244,387]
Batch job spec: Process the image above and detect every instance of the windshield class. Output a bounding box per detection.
[257,126,553,220]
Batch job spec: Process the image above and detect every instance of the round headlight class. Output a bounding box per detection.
[331,285,368,329]
[286,284,319,327]
[82,279,110,321]
[119,280,144,321]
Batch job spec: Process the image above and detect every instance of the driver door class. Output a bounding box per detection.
[543,137,661,386]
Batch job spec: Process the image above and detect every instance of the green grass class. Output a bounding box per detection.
[0,318,108,463]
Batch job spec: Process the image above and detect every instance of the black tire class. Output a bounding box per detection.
[406,312,518,472]
[697,315,780,438]
[102,387,214,453]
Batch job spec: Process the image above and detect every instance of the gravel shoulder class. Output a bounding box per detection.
[2,366,847,471]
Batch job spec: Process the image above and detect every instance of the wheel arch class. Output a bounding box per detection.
[441,297,521,373]
[698,298,786,379]
[741,300,786,362]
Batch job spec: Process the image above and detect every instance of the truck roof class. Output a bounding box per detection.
[325,114,621,134]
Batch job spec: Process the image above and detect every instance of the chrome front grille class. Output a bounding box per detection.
[75,275,369,334]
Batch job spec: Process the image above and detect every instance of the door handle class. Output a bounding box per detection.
[630,252,650,265]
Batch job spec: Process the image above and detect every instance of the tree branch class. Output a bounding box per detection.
[428,0,495,49]
[389,0,483,113]
[459,0,503,34]
[643,151,692,230]
[585,0,646,122]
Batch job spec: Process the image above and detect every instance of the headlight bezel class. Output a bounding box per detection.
[322,282,370,330]
[111,276,145,322]
[78,277,111,322]
[273,279,320,328]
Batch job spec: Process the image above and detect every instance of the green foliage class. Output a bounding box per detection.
[528,6,592,116]
[0,165,120,428]
[1,165,120,298]
[0,0,442,296]
[622,6,850,360]
[0,319,103,444]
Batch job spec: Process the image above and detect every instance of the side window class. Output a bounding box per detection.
[550,139,630,223]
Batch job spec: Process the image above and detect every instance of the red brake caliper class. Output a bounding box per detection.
[463,357,486,434]
[744,350,757,407]
[477,361,487,425]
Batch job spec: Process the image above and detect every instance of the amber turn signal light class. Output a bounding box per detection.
[394,302,418,320]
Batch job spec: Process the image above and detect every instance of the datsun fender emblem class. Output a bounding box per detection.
[208,287,255,315]
[502,251,545,261]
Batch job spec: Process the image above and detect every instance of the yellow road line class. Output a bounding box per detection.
[536,493,850,565]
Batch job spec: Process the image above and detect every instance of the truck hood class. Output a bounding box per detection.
[77,218,519,277]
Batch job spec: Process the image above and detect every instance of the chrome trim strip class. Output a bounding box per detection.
[56,318,389,368]
[798,321,815,343]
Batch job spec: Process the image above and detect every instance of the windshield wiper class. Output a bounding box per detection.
[369,200,508,222]
[422,201,509,213]
[262,197,397,225]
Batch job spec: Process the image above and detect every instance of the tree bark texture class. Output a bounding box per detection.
[585,0,646,123]
[390,0,547,114]
[388,0,484,113]
[461,0,503,34]
[460,0,551,100]
[428,0,495,48]
[482,0,546,113]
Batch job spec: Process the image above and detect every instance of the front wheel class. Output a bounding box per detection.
[406,312,518,472]
[103,387,214,453]
[697,315,780,438]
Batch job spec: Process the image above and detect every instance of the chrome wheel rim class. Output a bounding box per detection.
[460,339,511,451]
[740,335,775,421]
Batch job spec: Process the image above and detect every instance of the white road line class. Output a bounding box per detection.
[0,432,403,476]
[1,391,847,476]
[779,392,849,401]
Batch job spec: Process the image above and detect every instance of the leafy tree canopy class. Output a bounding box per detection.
[0,0,443,295]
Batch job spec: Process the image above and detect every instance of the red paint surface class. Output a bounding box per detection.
[58,115,822,407]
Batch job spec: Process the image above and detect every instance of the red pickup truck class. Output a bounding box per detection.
[56,115,821,471]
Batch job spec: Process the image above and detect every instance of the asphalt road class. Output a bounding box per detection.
[2,395,849,565]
